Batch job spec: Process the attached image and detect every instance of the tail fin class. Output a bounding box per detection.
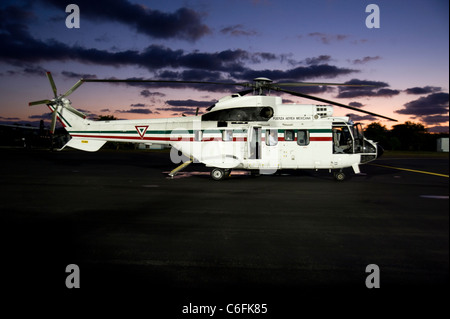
[60,137,106,152]
[53,103,107,152]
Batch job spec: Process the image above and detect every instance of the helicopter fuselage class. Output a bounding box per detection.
[58,94,380,180]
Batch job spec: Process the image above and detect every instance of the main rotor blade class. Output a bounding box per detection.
[46,72,58,98]
[62,80,84,98]
[82,78,248,87]
[273,82,378,87]
[29,99,52,106]
[277,88,398,122]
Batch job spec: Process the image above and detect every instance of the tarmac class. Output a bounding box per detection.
[1,147,448,316]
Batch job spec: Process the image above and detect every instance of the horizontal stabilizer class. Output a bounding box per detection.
[61,138,106,152]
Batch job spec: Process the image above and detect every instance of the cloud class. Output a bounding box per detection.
[0,20,278,77]
[348,102,364,108]
[62,71,97,79]
[130,103,147,108]
[174,49,253,72]
[420,115,449,124]
[220,24,258,37]
[0,4,36,24]
[28,113,52,120]
[140,90,166,98]
[351,56,381,64]
[427,125,449,133]
[0,61,47,77]
[22,65,48,76]
[116,109,153,114]
[139,90,166,105]
[0,5,212,70]
[405,86,442,95]
[308,32,348,44]
[395,92,449,116]
[249,52,278,64]
[94,33,111,43]
[337,79,400,98]
[0,4,365,102]
[41,0,211,41]
[376,88,401,96]
[0,7,359,88]
[0,6,358,84]
[0,116,21,121]
[303,55,332,65]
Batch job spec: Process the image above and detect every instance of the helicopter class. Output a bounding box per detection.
[29,72,397,181]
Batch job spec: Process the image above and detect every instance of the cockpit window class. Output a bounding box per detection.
[202,107,274,122]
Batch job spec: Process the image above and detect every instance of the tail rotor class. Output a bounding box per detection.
[29,72,86,133]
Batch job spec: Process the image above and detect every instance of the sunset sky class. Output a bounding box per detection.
[0,0,448,132]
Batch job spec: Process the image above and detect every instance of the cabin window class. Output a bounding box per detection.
[222,130,233,141]
[297,130,309,146]
[194,130,202,141]
[284,130,295,141]
[201,106,274,122]
[265,129,278,146]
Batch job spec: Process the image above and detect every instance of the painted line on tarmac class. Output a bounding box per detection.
[420,195,449,199]
[369,164,449,178]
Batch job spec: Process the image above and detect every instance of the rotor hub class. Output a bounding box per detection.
[253,77,273,95]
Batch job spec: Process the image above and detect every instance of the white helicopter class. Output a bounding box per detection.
[29,72,397,181]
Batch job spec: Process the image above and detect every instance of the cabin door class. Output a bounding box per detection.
[248,126,262,160]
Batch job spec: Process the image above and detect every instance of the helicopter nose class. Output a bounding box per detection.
[377,144,384,158]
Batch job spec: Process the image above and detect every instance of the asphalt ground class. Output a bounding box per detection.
[1,148,448,316]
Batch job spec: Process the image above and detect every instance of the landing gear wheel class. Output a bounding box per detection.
[211,168,226,181]
[333,170,346,181]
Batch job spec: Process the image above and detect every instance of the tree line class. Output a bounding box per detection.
[364,122,449,151]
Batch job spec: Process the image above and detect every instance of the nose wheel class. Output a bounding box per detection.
[333,170,346,181]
